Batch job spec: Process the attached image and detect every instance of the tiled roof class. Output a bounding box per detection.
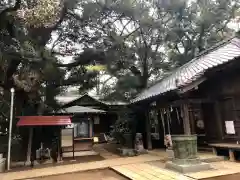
[132,37,240,103]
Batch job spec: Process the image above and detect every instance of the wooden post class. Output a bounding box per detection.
[57,127,61,162]
[89,118,93,138]
[72,127,75,160]
[212,147,217,155]
[26,128,33,165]
[214,101,224,139]
[145,110,152,150]
[229,149,236,162]
[182,103,191,135]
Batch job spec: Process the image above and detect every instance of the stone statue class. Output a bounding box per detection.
[135,133,146,153]
[164,134,173,149]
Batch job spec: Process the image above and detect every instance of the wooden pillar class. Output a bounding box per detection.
[182,103,191,135]
[214,101,224,139]
[72,127,75,160]
[145,110,152,150]
[89,118,93,138]
[212,147,217,155]
[26,128,33,165]
[229,149,236,162]
[57,127,62,162]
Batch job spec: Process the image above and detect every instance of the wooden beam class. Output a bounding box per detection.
[170,98,213,107]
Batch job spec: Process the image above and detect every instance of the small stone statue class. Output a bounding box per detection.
[164,135,173,149]
[135,133,146,154]
[165,135,174,159]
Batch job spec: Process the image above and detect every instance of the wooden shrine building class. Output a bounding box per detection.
[57,94,127,138]
[130,36,240,156]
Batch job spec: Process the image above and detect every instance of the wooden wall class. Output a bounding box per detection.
[196,60,240,142]
[93,114,117,135]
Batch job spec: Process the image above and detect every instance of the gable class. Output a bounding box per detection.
[63,94,108,109]
[75,95,103,106]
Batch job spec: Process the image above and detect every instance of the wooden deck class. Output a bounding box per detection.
[111,163,194,180]
[111,161,240,180]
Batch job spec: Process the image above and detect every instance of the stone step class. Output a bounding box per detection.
[198,147,213,152]
[0,158,6,173]
[200,155,225,163]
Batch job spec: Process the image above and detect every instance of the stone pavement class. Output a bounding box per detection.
[0,154,163,180]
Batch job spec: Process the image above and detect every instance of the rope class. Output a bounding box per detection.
[160,109,166,137]
[166,109,171,135]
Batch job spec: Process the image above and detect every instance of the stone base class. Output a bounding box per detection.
[24,161,32,166]
[0,158,6,172]
[165,161,211,173]
[117,148,137,157]
[135,149,148,155]
[166,149,174,159]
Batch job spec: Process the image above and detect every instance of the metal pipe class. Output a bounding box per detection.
[7,88,15,170]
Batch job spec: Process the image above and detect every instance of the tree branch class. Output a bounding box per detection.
[0,0,21,18]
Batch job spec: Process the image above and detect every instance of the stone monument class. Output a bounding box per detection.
[165,135,211,173]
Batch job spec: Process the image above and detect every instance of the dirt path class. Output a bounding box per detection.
[0,154,163,180]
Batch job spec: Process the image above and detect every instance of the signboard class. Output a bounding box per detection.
[61,128,73,147]
[225,121,235,134]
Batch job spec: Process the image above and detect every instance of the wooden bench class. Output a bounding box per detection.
[209,143,240,162]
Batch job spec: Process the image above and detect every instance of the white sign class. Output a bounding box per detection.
[61,129,73,147]
[225,121,235,134]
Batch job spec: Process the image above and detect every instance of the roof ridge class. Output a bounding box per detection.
[143,36,236,90]
[175,36,235,73]
[132,36,240,103]
[154,36,235,86]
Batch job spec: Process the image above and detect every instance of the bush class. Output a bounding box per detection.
[110,109,136,147]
